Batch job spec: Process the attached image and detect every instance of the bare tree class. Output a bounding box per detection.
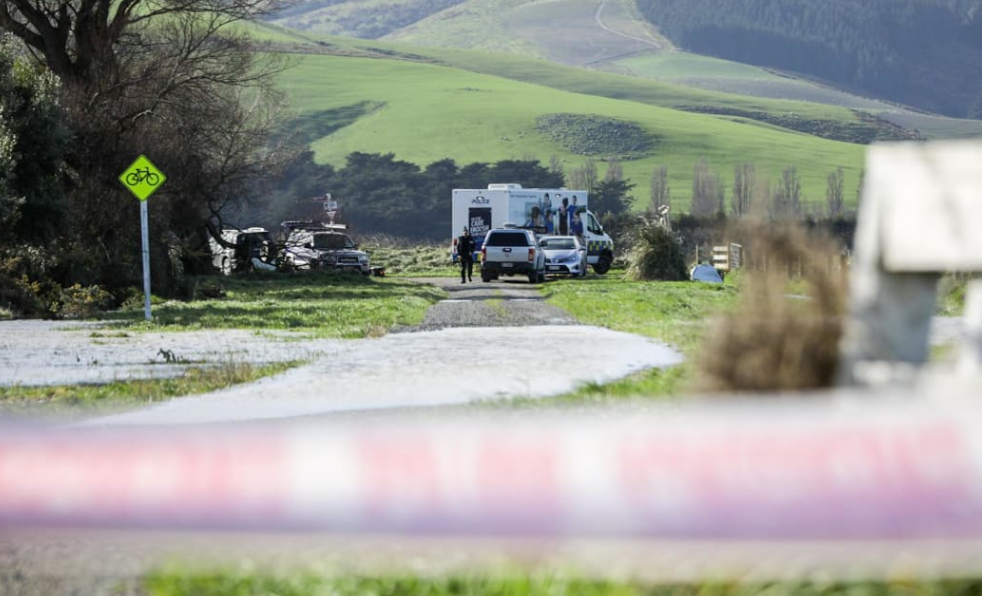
[690,156,722,217]
[0,0,294,285]
[604,159,623,182]
[649,165,670,213]
[548,154,565,182]
[826,166,845,217]
[856,167,865,213]
[0,0,284,89]
[732,162,755,218]
[771,166,803,220]
[568,157,598,192]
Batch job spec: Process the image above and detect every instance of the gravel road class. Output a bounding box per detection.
[403,276,575,330]
[0,276,683,425]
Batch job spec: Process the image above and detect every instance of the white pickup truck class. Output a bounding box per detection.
[479,227,546,284]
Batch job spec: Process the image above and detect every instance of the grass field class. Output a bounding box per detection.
[276,50,865,213]
[539,275,739,399]
[111,272,445,337]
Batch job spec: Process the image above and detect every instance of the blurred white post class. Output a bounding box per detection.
[959,280,982,377]
[838,141,982,386]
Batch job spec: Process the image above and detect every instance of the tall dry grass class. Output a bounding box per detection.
[695,224,848,393]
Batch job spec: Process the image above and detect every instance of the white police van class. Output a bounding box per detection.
[450,184,615,274]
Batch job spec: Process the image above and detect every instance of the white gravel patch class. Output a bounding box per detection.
[83,325,683,426]
[0,320,344,387]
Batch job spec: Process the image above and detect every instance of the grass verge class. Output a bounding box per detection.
[364,243,459,277]
[111,271,446,337]
[144,570,982,596]
[538,275,739,401]
[0,361,299,418]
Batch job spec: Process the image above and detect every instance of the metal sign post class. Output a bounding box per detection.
[119,155,167,322]
[140,200,151,321]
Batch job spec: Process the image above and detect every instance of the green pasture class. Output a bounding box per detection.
[247,21,866,121]
[383,0,546,55]
[539,276,738,399]
[110,272,445,337]
[328,34,856,120]
[251,20,982,143]
[277,52,865,212]
[617,51,787,81]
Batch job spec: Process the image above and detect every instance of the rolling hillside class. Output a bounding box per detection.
[271,42,866,214]
[351,0,982,137]
[634,0,982,118]
[269,0,467,37]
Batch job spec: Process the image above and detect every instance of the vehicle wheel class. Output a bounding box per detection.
[593,256,611,275]
[528,273,536,284]
[537,270,546,283]
[482,272,491,282]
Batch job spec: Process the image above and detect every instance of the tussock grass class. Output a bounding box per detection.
[695,225,847,393]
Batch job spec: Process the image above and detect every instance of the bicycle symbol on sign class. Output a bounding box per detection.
[125,167,161,187]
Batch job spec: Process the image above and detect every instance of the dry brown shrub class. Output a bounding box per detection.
[695,224,848,393]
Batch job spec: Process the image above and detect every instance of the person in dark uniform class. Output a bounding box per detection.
[458,226,475,283]
[559,197,569,235]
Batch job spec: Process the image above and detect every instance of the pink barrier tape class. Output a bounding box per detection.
[2,399,981,539]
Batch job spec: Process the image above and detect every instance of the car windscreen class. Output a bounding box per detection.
[312,234,354,249]
[485,232,529,247]
[541,238,576,250]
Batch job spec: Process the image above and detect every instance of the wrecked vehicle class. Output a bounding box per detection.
[280,222,371,275]
[209,227,276,275]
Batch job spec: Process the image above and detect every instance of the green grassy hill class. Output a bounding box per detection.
[274,46,865,213]
[269,0,468,37]
[292,0,982,139]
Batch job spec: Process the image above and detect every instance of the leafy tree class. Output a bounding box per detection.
[591,179,635,218]
[0,0,292,290]
[486,159,564,188]
[635,0,982,117]
[0,39,67,244]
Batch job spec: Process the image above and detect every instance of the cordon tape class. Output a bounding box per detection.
[1,397,981,540]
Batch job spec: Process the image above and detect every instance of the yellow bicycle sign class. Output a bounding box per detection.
[119,155,166,201]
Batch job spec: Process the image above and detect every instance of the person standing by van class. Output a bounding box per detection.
[458,226,475,283]
[558,198,569,235]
